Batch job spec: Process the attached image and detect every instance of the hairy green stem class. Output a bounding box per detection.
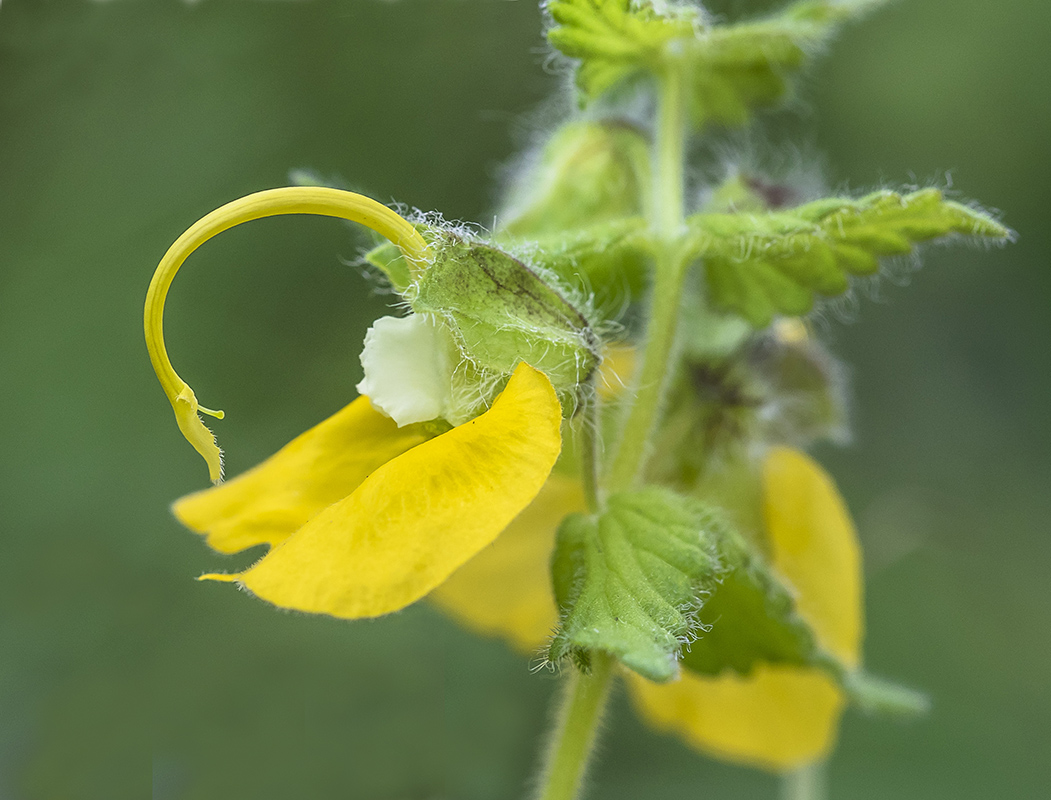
[780,761,827,800]
[607,64,689,492]
[535,59,690,800]
[579,408,602,513]
[534,654,614,800]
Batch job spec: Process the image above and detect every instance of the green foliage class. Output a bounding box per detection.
[365,239,412,293]
[495,118,652,300]
[689,188,1012,326]
[546,0,883,127]
[549,489,727,682]
[546,0,697,103]
[679,527,822,676]
[499,119,651,237]
[518,217,651,300]
[648,332,849,495]
[549,487,853,686]
[547,485,928,720]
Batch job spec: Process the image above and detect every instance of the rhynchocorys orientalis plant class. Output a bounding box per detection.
[143,2,1012,798]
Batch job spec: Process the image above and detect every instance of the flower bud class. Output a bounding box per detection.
[500,119,650,237]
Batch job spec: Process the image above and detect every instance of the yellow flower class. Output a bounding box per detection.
[145,187,563,619]
[182,361,562,619]
[435,446,862,771]
[145,186,860,770]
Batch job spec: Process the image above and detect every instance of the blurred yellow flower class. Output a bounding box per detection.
[435,446,862,771]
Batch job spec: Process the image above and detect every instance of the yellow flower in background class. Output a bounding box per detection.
[435,446,862,771]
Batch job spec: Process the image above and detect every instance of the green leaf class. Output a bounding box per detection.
[685,0,884,127]
[679,526,822,676]
[548,487,842,683]
[548,487,932,720]
[545,0,696,102]
[549,489,727,682]
[689,188,1013,327]
[546,0,883,127]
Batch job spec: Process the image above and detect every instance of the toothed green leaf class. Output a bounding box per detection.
[549,487,850,683]
[689,188,1013,327]
[549,489,728,682]
[679,527,822,676]
[685,0,884,127]
[545,0,696,102]
[546,0,883,128]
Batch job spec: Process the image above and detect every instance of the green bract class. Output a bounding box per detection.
[546,0,886,128]
[678,526,822,676]
[650,329,849,494]
[547,484,928,717]
[689,188,1012,326]
[516,217,651,303]
[549,488,727,682]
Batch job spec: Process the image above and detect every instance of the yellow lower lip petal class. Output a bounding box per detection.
[173,396,429,554]
[228,363,562,620]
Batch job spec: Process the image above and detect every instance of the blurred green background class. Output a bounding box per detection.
[1,0,1048,798]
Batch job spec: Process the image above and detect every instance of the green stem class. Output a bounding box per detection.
[534,58,690,800]
[534,653,615,800]
[607,65,689,492]
[579,407,602,513]
[780,761,827,800]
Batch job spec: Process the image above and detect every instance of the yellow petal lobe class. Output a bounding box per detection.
[763,446,863,666]
[627,666,844,771]
[173,397,428,554]
[173,385,224,484]
[430,473,586,652]
[197,573,239,583]
[234,363,562,619]
[628,447,863,770]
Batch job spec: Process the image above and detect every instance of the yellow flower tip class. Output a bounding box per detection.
[197,572,240,583]
[144,186,428,482]
[173,384,225,484]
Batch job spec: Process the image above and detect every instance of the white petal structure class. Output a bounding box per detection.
[357,314,457,427]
